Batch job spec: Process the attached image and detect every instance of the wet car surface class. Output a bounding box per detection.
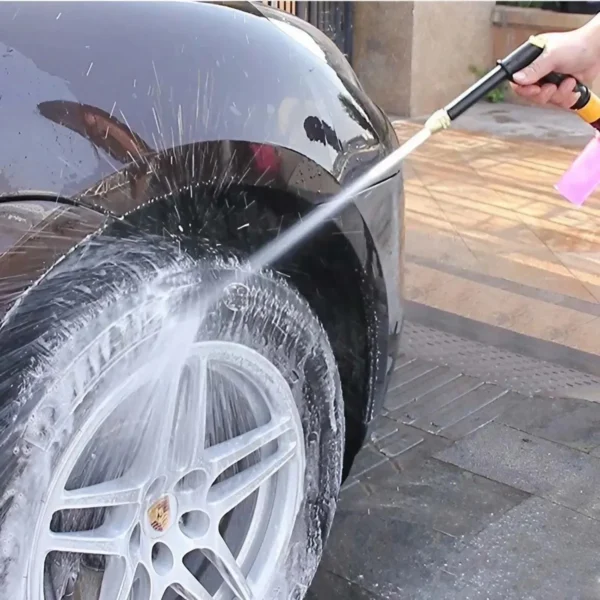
[0,2,403,598]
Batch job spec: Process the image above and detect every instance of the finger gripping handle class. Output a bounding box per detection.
[499,37,599,119]
[442,36,600,126]
[539,72,590,110]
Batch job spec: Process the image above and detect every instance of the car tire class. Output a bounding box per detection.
[0,235,344,600]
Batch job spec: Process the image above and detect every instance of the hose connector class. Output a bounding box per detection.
[424,109,451,134]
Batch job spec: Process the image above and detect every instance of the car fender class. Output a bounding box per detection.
[0,0,403,460]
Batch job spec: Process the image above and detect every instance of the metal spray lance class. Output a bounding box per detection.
[247,35,600,273]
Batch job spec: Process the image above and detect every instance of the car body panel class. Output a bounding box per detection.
[0,0,397,197]
[0,200,107,322]
[0,0,404,460]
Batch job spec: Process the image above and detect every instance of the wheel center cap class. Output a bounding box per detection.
[146,494,176,537]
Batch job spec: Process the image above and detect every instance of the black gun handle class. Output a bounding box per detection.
[497,37,545,78]
[440,35,600,132]
[539,72,590,110]
[445,37,545,121]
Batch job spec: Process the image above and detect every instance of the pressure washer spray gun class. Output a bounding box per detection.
[245,36,600,274]
[424,34,600,206]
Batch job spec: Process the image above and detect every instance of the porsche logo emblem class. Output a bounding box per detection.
[148,496,171,533]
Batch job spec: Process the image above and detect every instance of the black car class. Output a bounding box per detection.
[0,2,404,598]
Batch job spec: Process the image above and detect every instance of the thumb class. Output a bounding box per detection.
[513,53,554,85]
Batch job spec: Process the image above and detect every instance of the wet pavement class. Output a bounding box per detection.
[308,334,600,600]
[307,103,600,599]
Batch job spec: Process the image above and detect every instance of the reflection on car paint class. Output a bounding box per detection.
[0,0,404,465]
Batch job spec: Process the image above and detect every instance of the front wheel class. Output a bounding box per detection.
[0,238,344,600]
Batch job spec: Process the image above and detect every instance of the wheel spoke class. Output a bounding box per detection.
[28,330,308,600]
[149,581,167,600]
[206,536,253,600]
[172,355,209,471]
[98,556,135,600]
[177,489,207,516]
[208,441,297,516]
[148,316,202,474]
[205,417,293,480]
[148,371,184,474]
[172,564,213,600]
[59,479,143,510]
[46,527,128,556]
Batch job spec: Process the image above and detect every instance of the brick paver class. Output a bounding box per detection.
[394,120,600,356]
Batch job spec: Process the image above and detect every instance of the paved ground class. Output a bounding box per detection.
[308,325,600,600]
[395,104,600,357]
[420,101,592,147]
[306,103,600,599]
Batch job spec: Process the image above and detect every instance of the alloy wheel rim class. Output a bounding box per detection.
[27,317,306,600]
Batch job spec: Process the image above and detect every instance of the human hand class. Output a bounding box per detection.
[511,20,600,109]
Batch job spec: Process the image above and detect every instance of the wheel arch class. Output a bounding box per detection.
[101,142,390,472]
[0,141,391,474]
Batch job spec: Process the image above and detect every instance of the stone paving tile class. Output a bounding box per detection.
[386,365,460,406]
[390,430,453,473]
[376,424,424,458]
[306,569,383,600]
[406,261,600,355]
[312,360,600,598]
[317,508,456,600]
[409,383,506,434]
[414,496,600,600]
[440,392,523,441]
[367,416,399,444]
[338,479,371,504]
[385,359,438,405]
[342,458,529,539]
[499,393,600,453]
[345,444,387,480]
[436,422,600,519]
[388,375,483,423]
[345,421,454,489]
[369,421,453,470]
[352,457,402,489]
